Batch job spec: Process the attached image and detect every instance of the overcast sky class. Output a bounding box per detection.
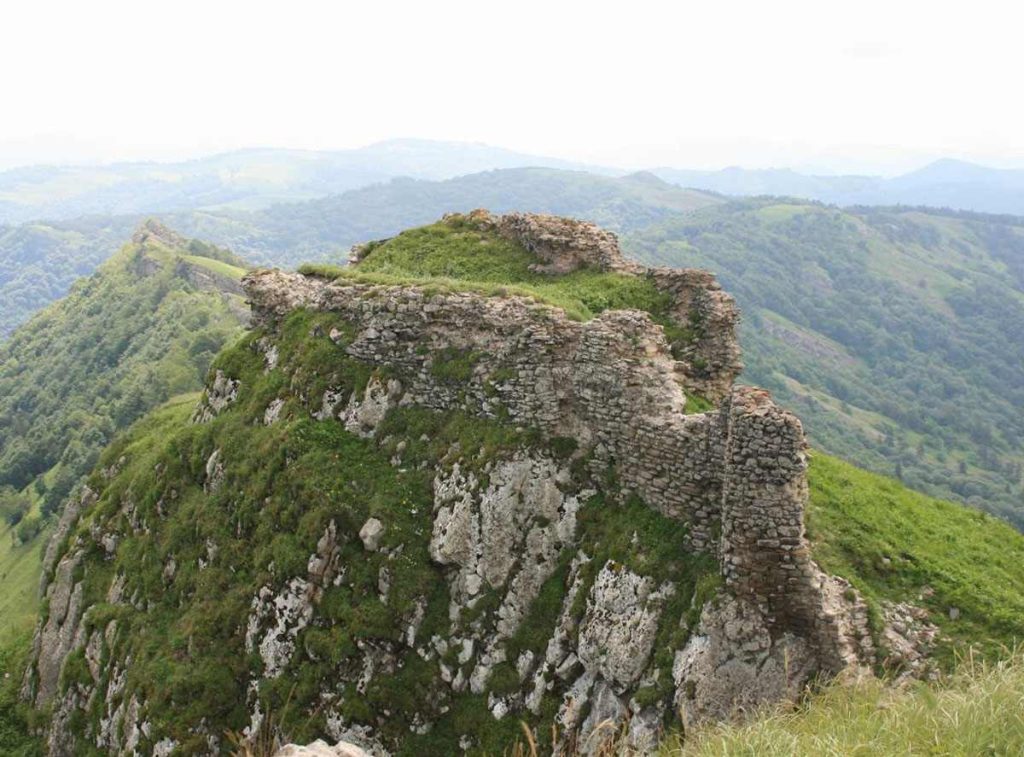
[2,0,1022,174]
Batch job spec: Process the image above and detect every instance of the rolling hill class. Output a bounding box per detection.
[655,158,1024,216]
[0,139,604,225]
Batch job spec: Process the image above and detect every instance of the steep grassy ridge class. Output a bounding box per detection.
[808,453,1024,659]
[0,227,247,641]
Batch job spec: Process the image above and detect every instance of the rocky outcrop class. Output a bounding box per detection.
[238,225,874,729]
[24,213,888,755]
[487,211,639,275]
[176,258,245,297]
[275,741,371,757]
[131,218,188,248]
[191,369,240,423]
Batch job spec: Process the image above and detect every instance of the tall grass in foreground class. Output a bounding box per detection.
[661,649,1024,756]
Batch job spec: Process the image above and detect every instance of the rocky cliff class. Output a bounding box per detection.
[23,212,879,755]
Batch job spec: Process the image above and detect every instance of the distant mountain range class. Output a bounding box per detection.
[5,139,1024,227]
[654,158,1024,215]
[0,139,606,224]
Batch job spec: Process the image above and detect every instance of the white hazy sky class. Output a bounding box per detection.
[2,0,1022,174]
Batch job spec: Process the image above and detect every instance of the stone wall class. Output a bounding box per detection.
[435,211,742,402]
[246,270,729,551]
[244,267,868,673]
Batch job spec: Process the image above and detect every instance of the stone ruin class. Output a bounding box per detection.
[23,211,885,755]
[245,211,878,711]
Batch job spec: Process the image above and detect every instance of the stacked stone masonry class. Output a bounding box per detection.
[244,211,869,678]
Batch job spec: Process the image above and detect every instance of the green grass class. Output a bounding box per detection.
[0,634,41,756]
[181,254,247,281]
[0,500,46,642]
[807,453,1024,660]
[298,216,679,327]
[663,649,1024,756]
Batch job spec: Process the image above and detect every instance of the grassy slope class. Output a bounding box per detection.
[181,254,246,280]
[629,201,1024,527]
[808,453,1024,659]
[0,633,41,756]
[665,651,1024,756]
[0,515,45,640]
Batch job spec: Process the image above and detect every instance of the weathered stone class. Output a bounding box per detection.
[577,563,665,691]
[359,518,385,552]
[274,740,373,757]
[192,369,240,423]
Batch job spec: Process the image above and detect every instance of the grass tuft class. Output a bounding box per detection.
[663,648,1024,756]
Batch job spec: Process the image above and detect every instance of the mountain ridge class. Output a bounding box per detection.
[14,212,1024,756]
[0,222,248,637]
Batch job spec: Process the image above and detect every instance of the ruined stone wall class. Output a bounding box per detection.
[489,212,638,275]
[719,390,815,627]
[247,270,727,550]
[646,267,743,402]
[441,211,742,402]
[245,268,868,670]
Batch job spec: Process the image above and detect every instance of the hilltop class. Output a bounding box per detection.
[0,220,248,638]
[14,213,1024,756]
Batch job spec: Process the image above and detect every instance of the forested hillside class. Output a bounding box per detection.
[630,201,1024,525]
[0,217,134,336]
[0,222,248,637]
[176,168,721,262]
[0,222,248,509]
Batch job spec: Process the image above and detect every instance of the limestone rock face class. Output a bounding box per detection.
[359,517,385,552]
[192,369,240,423]
[29,551,85,707]
[577,563,667,690]
[673,595,817,723]
[274,740,372,757]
